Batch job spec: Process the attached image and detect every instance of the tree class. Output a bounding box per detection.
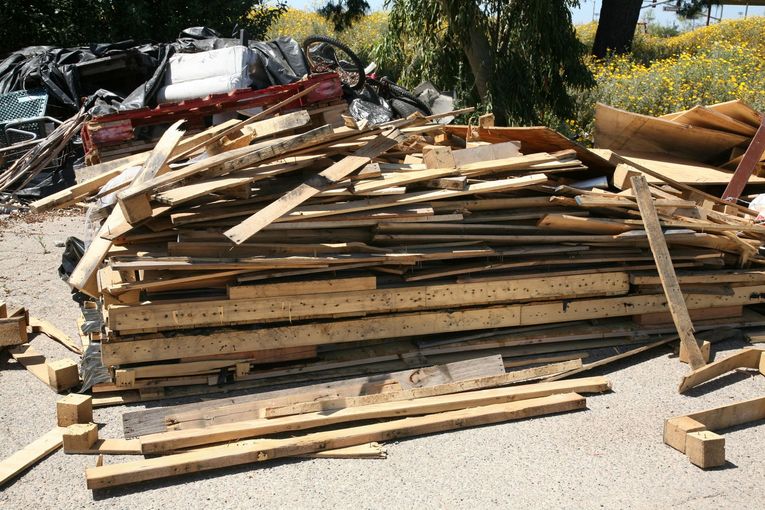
[317,0,370,32]
[591,0,642,58]
[592,0,718,58]
[0,1,286,56]
[376,0,594,125]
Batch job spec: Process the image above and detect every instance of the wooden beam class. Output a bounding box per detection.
[722,116,765,201]
[631,175,706,370]
[227,276,377,299]
[678,347,763,393]
[0,428,65,486]
[87,393,586,489]
[29,317,81,354]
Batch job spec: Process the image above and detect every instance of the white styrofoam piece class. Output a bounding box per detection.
[164,46,252,84]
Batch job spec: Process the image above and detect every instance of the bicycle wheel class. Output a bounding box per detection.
[303,35,366,90]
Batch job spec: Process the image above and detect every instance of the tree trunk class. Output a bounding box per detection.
[437,0,507,124]
[592,0,643,58]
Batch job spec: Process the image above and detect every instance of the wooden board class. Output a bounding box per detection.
[0,427,65,486]
[598,150,765,187]
[227,276,377,299]
[678,348,763,393]
[594,103,748,161]
[671,105,757,137]
[87,393,586,489]
[632,175,705,370]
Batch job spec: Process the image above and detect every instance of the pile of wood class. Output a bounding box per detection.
[5,96,765,490]
[26,95,763,406]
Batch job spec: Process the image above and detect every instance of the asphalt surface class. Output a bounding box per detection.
[1,212,764,509]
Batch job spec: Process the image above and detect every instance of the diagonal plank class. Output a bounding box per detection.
[224,129,407,244]
[631,175,706,370]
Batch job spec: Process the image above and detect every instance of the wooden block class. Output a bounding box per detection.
[235,362,250,377]
[115,369,136,387]
[62,423,98,453]
[663,416,706,453]
[679,340,711,364]
[47,359,79,392]
[423,145,456,169]
[685,431,725,469]
[118,193,153,225]
[0,301,6,318]
[0,316,27,347]
[57,394,93,426]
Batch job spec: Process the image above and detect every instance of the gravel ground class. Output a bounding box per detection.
[1,212,764,509]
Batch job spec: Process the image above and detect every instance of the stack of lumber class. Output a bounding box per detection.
[36,97,765,405]
[75,354,613,489]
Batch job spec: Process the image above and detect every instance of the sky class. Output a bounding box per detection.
[285,1,765,27]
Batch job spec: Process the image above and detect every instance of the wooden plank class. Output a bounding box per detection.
[678,348,763,393]
[101,285,765,365]
[224,130,406,244]
[107,272,631,333]
[29,167,124,212]
[87,393,586,489]
[594,103,748,161]
[671,105,757,137]
[631,175,706,370]
[0,427,65,486]
[29,317,81,354]
[227,276,377,299]
[264,359,587,418]
[630,269,765,285]
[722,116,765,201]
[603,150,765,187]
[139,378,608,453]
[64,438,142,456]
[116,120,185,224]
[7,344,57,389]
[706,100,763,128]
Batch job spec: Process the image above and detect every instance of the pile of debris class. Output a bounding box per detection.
[2,88,765,491]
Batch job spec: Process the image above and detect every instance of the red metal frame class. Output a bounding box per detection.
[82,73,343,155]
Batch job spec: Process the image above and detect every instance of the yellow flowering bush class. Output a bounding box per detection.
[564,17,765,142]
[265,9,388,61]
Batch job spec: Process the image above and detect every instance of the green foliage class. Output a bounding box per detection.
[0,1,286,56]
[375,0,594,125]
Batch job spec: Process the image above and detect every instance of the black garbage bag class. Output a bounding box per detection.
[58,236,89,304]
